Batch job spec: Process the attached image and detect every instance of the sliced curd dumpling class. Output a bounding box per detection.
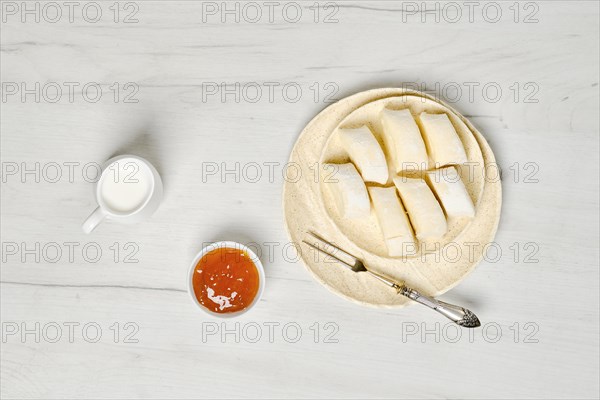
[323,163,370,219]
[426,166,475,219]
[338,126,388,184]
[368,186,415,256]
[419,112,468,167]
[380,108,429,172]
[393,177,447,240]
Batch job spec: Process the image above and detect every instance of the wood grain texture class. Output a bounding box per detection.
[1,1,599,399]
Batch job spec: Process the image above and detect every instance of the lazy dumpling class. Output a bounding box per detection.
[368,186,415,257]
[426,166,475,219]
[380,108,429,172]
[338,125,389,184]
[322,163,370,219]
[419,112,468,167]
[393,176,447,240]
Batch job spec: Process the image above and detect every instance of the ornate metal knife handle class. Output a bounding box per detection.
[396,284,481,328]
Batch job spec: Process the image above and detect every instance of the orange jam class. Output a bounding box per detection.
[192,247,260,314]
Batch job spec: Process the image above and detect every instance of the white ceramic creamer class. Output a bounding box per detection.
[82,155,163,233]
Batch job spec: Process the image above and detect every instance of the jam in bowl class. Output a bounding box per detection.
[188,241,265,317]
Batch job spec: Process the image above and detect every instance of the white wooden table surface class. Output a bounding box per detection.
[1,1,599,399]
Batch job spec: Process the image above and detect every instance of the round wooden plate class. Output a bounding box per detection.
[283,88,502,308]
